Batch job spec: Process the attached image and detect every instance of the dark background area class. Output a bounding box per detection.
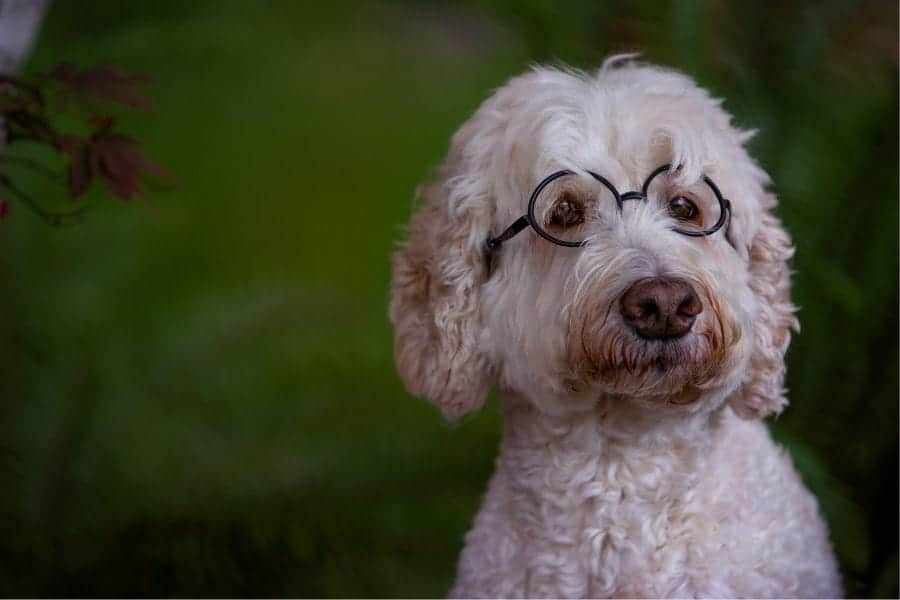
[0,0,896,597]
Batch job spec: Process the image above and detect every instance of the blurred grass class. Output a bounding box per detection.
[0,0,896,597]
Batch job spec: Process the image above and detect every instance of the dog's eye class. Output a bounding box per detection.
[549,193,585,228]
[668,196,700,222]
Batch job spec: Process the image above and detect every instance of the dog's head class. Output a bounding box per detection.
[390,57,797,421]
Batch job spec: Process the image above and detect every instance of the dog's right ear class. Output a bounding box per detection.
[389,128,497,420]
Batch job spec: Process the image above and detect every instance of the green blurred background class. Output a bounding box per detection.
[0,0,896,596]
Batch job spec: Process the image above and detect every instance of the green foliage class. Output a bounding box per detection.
[0,63,163,224]
[0,0,895,596]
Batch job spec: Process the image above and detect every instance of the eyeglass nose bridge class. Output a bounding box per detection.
[618,190,645,205]
[583,170,644,212]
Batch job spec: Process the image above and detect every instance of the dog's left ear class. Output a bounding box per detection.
[729,197,799,419]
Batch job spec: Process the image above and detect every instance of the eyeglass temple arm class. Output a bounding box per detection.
[486,215,529,251]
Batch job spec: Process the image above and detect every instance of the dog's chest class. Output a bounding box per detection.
[509,436,720,598]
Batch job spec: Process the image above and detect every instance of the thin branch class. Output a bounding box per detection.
[0,75,45,112]
[0,73,38,93]
[2,154,65,183]
[1,175,87,226]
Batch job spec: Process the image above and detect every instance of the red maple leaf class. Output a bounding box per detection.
[56,135,92,198]
[50,62,153,110]
[56,130,165,200]
[87,132,166,200]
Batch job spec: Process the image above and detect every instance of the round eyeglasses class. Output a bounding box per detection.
[485,164,731,251]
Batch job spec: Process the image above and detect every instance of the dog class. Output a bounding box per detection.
[389,56,842,598]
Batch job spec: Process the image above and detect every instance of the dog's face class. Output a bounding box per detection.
[391,58,797,421]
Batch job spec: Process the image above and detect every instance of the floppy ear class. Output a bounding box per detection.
[389,130,496,420]
[729,199,799,419]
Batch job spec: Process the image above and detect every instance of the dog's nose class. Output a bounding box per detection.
[619,277,703,340]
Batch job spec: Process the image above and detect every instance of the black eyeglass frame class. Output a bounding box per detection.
[485,164,732,251]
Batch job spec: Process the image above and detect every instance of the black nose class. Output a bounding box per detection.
[619,277,703,340]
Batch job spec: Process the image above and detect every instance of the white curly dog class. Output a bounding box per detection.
[390,56,842,598]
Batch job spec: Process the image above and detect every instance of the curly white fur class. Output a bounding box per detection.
[390,56,842,598]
